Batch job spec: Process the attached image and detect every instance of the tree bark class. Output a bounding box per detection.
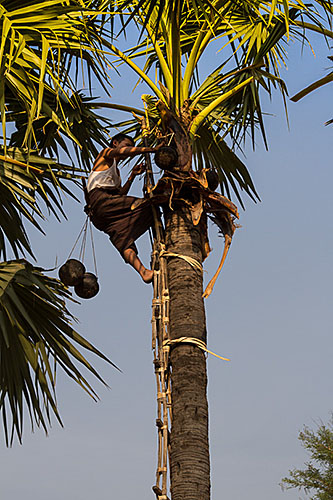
[165,207,210,500]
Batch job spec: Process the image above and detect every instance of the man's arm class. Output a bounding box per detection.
[92,146,151,171]
[104,145,159,162]
[93,143,163,172]
[118,163,145,196]
[118,169,136,196]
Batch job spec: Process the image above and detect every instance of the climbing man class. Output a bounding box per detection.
[87,133,160,283]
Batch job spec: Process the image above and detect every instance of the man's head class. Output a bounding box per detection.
[111,133,135,148]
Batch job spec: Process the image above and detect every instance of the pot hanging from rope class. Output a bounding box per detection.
[58,214,100,299]
[58,259,86,286]
[74,272,99,299]
[154,146,178,171]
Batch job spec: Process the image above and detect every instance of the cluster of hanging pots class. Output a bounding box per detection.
[57,148,218,299]
[58,259,99,299]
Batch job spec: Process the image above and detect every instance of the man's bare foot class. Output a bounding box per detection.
[123,248,153,283]
[141,268,154,284]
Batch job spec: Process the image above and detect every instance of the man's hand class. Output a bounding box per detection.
[155,142,166,151]
[131,162,145,177]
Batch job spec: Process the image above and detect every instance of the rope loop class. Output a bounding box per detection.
[65,216,98,276]
[163,337,230,361]
[159,250,203,272]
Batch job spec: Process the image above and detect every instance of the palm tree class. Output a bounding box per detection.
[97,1,333,499]
[0,0,119,445]
[1,1,333,498]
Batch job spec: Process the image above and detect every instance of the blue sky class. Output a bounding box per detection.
[0,19,332,500]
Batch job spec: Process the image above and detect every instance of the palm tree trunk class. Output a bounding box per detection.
[165,206,210,500]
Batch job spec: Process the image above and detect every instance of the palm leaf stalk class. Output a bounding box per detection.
[291,54,333,125]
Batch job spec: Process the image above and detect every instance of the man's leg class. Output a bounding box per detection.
[123,248,153,283]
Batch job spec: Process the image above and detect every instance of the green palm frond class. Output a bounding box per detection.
[0,0,114,150]
[0,148,82,259]
[8,91,114,171]
[194,64,288,148]
[114,0,219,36]
[192,121,260,208]
[0,259,118,446]
[0,181,35,261]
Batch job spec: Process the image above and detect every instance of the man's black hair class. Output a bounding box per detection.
[111,133,135,147]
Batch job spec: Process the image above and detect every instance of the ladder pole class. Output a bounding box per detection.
[141,117,171,500]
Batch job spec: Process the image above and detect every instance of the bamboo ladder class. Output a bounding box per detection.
[142,121,172,500]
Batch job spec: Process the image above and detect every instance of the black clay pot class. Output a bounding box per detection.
[154,146,178,171]
[74,272,99,299]
[206,169,219,191]
[59,259,86,286]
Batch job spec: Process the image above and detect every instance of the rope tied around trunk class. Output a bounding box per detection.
[159,248,203,272]
[163,337,230,361]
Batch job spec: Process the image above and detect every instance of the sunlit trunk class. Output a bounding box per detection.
[165,207,210,500]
